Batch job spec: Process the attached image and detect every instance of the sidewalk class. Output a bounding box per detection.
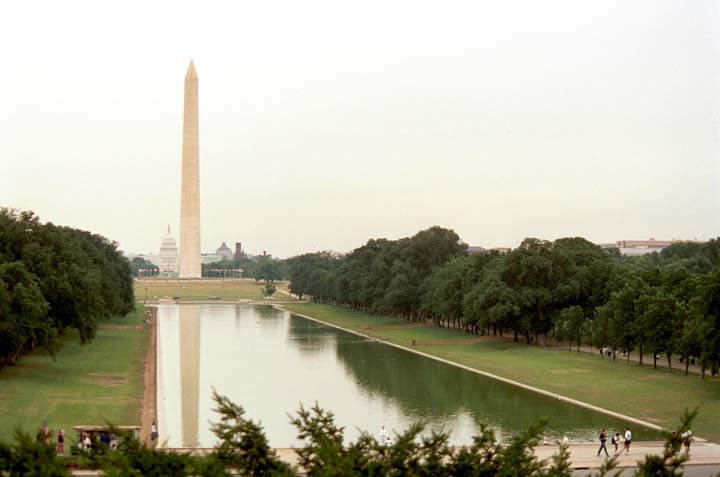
[535,441,720,469]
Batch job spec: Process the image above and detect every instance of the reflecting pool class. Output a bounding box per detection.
[156,304,661,448]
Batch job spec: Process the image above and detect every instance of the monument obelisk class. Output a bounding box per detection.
[179,61,201,278]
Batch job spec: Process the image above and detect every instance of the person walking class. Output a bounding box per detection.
[612,432,621,455]
[624,427,632,454]
[151,421,159,448]
[681,430,693,454]
[597,428,609,457]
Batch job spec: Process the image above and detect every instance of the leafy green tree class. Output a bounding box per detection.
[130,257,158,278]
[0,208,135,367]
[253,258,285,283]
[556,306,585,352]
[502,239,557,343]
[696,266,720,377]
[466,261,521,339]
[0,261,54,368]
[262,281,277,298]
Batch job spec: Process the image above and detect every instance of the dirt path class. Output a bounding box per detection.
[534,337,706,376]
[139,307,157,444]
[99,325,144,331]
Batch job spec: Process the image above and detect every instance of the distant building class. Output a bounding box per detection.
[467,245,511,255]
[491,247,512,254]
[597,238,704,256]
[158,226,179,277]
[467,246,487,255]
[216,242,233,261]
[201,253,224,264]
[234,242,243,260]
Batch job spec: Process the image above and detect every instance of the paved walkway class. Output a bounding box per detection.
[544,441,720,469]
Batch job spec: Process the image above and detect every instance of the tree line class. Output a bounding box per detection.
[203,255,289,281]
[288,227,720,377]
[0,209,134,370]
[0,390,698,477]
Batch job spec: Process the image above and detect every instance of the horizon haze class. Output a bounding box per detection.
[1,0,718,257]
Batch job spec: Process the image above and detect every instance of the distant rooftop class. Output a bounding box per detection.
[597,238,706,256]
[467,245,511,255]
[598,238,705,249]
[467,246,487,255]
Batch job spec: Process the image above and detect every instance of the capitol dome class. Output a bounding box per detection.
[158,226,179,277]
[160,235,178,254]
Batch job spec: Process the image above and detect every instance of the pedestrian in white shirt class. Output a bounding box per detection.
[623,427,632,454]
[380,426,389,446]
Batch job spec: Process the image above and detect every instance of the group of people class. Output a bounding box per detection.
[36,423,64,455]
[78,431,119,452]
[597,427,632,457]
[598,427,693,458]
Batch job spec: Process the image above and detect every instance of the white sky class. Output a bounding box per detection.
[1,0,718,258]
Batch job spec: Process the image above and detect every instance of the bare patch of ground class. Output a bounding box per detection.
[89,374,128,388]
[99,325,144,331]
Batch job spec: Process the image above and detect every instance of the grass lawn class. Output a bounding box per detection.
[282,303,720,442]
[0,308,149,448]
[135,279,292,301]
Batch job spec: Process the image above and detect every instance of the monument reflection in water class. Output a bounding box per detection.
[156,304,661,448]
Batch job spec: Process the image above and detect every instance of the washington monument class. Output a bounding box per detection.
[179,61,201,278]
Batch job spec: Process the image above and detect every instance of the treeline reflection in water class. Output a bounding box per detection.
[156,304,661,449]
[288,315,661,444]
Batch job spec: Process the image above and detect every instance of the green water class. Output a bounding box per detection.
[156,304,661,448]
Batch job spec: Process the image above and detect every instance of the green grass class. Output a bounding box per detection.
[282,303,720,442]
[0,308,149,448]
[135,279,292,301]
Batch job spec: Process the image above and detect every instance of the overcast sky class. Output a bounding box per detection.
[1,0,718,258]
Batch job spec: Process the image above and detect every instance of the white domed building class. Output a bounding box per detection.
[159,226,180,277]
[216,242,234,261]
